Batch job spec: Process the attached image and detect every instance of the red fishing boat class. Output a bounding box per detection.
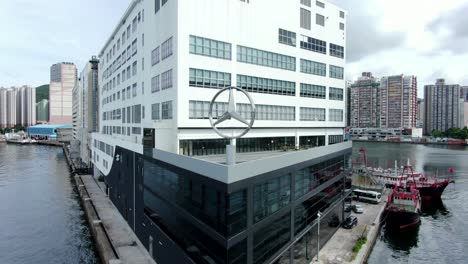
[384,184,421,230]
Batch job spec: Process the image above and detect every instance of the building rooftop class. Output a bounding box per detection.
[28,124,72,129]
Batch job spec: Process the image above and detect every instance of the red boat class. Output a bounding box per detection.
[384,184,421,230]
[404,166,455,201]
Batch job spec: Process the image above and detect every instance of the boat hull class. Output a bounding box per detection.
[384,209,420,231]
[413,181,452,200]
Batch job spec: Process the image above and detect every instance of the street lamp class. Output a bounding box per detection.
[316,211,322,262]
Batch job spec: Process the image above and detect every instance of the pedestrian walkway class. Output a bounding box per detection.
[78,174,156,264]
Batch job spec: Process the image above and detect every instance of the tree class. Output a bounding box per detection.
[431,129,443,138]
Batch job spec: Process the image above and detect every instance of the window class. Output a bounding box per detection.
[132,39,137,55]
[142,58,144,71]
[301,0,311,7]
[132,17,137,33]
[329,109,343,122]
[127,46,131,60]
[126,86,131,99]
[133,104,141,123]
[142,33,144,47]
[161,101,173,119]
[162,0,168,6]
[151,75,160,93]
[329,65,344,79]
[329,135,344,145]
[300,59,326,76]
[122,50,126,63]
[189,68,231,89]
[253,175,290,223]
[122,89,126,100]
[300,8,311,30]
[117,38,120,50]
[316,14,325,26]
[300,35,326,54]
[126,66,131,79]
[142,82,145,94]
[126,25,131,39]
[161,69,173,90]
[316,1,325,8]
[330,43,344,58]
[300,83,326,99]
[300,107,326,121]
[278,29,296,47]
[299,135,325,149]
[340,11,345,18]
[237,74,295,96]
[122,31,126,45]
[190,35,231,60]
[151,103,160,120]
[132,61,137,76]
[329,87,344,101]
[155,0,160,13]
[132,83,137,97]
[340,22,345,31]
[237,45,296,71]
[117,74,121,85]
[161,37,173,60]
[253,214,290,264]
[151,46,160,65]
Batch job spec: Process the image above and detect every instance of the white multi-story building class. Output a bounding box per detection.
[91,1,350,264]
[0,86,35,128]
[49,62,77,124]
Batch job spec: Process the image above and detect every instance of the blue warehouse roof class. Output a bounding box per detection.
[27,124,72,138]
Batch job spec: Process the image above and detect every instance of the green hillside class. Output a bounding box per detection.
[35,84,49,103]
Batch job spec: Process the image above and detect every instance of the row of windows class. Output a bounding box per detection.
[94,139,114,157]
[301,0,327,8]
[329,135,344,145]
[102,125,142,136]
[300,59,326,76]
[189,35,232,60]
[237,74,296,96]
[299,107,326,121]
[189,68,231,89]
[300,83,326,99]
[300,35,326,54]
[188,101,296,121]
[237,45,296,71]
[330,43,344,59]
[300,7,345,31]
[150,101,172,120]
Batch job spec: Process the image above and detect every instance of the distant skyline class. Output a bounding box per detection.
[1,0,468,96]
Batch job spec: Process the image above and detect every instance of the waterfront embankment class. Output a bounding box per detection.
[64,146,155,264]
[317,190,389,264]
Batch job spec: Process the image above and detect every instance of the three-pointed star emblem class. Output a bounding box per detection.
[212,88,250,126]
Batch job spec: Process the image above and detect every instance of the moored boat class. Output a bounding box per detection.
[384,184,421,230]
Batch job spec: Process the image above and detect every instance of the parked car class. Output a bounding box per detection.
[352,204,364,214]
[342,216,358,229]
[344,203,353,212]
[328,214,340,227]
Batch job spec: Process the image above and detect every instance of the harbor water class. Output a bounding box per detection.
[0,144,99,264]
[353,142,468,264]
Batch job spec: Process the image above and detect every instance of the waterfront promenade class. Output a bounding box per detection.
[317,190,389,264]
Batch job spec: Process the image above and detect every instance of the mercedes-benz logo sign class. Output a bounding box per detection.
[209,86,256,139]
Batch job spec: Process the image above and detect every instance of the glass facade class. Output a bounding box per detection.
[190,35,232,60]
[329,43,344,59]
[237,46,296,71]
[328,135,344,145]
[299,135,325,149]
[139,148,350,264]
[300,59,326,76]
[237,74,296,96]
[300,83,326,99]
[329,109,343,122]
[180,137,296,156]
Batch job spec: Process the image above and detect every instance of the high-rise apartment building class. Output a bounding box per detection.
[72,57,100,165]
[91,1,350,264]
[350,72,380,128]
[424,79,461,135]
[379,75,417,128]
[0,86,36,128]
[49,62,77,124]
[416,98,424,128]
[36,99,49,123]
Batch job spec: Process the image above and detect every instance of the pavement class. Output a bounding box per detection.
[79,174,156,264]
[316,191,389,264]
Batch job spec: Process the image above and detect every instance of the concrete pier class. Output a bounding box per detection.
[75,174,156,264]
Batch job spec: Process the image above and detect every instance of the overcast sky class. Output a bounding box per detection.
[1,0,468,97]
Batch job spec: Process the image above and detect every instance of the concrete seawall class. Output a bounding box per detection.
[64,146,155,264]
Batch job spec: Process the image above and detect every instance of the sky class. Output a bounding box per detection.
[1,0,468,97]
